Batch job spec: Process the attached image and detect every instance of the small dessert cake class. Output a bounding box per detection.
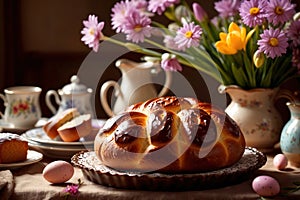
[0,133,29,164]
[43,108,92,142]
[95,96,245,173]
[43,108,80,139]
[57,114,92,142]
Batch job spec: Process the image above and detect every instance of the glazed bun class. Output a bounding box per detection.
[94,96,245,173]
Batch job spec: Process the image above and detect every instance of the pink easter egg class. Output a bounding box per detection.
[252,175,280,197]
[43,160,74,184]
[273,154,288,170]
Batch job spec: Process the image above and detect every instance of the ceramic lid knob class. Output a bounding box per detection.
[61,75,91,94]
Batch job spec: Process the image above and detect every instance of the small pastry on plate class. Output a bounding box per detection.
[0,133,28,164]
[43,108,92,142]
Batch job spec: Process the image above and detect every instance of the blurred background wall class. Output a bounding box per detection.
[0,0,299,119]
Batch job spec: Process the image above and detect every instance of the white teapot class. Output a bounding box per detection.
[46,75,93,116]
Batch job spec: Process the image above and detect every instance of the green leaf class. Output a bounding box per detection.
[231,63,247,87]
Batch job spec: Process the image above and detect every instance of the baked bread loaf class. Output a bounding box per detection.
[0,133,28,164]
[94,96,245,173]
[43,108,92,142]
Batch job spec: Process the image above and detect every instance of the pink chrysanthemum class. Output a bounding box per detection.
[123,10,152,43]
[148,0,180,15]
[163,35,184,51]
[265,0,296,26]
[161,53,183,71]
[111,1,132,33]
[81,15,104,52]
[292,48,300,71]
[239,0,267,28]
[258,28,289,59]
[288,20,300,47]
[130,0,148,10]
[174,22,202,51]
[214,0,241,18]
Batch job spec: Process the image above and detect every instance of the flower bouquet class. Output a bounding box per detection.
[81,0,300,90]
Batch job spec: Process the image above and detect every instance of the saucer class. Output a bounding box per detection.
[0,118,48,134]
[0,119,31,134]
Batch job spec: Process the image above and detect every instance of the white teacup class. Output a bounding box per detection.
[0,86,42,128]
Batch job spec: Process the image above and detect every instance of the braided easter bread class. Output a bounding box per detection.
[94,96,245,173]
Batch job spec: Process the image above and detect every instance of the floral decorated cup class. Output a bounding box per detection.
[0,86,42,128]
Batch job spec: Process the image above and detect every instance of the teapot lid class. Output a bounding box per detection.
[61,75,91,94]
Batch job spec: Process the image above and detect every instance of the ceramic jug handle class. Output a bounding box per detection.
[100,80,121,117]
[276,89,299,104]
[158,70,172,97]
[0,94,7,118]
[46,90,61,115]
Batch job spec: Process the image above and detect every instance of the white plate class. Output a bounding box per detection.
[0,150,43,170]
[23,128,94,146]
[28,141,93,159]
[21,119,105,146]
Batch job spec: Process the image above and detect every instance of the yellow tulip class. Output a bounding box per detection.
[215,22,255,55]
[253,50,265,68]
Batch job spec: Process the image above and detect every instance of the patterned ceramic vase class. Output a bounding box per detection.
[219,85,283,152]
[280,102,300,167]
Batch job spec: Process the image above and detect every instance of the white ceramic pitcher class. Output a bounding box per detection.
[100,59,172,116]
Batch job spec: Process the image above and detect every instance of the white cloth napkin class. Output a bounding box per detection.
[0,170,14,200]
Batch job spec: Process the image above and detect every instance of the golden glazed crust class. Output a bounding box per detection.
[94,96,245,173]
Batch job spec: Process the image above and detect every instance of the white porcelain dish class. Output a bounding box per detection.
[28,140,93,160]
[22,127,94,146]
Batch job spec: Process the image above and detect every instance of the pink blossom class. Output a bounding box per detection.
[161,53,183,71]
[163,35,183,51]
[123,10,152,43]
[192,3,208,22]
[111,1,132,33]
[63,184,80,196]
[148,0,180,15]
[130,0,148,10]
[174,22,202,51]
[287,20,300,47]
[266,0,296,26]
[81,15,104,52]
[214,0,241,18]
[258,28,289,59]
[239,0,267,28]
[292,48,300,71]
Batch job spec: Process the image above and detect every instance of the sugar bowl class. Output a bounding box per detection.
[45,75,93,117]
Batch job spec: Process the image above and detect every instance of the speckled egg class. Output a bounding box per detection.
[252,175,280,197]
[43,160,74,184]
[273,154,288,170]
